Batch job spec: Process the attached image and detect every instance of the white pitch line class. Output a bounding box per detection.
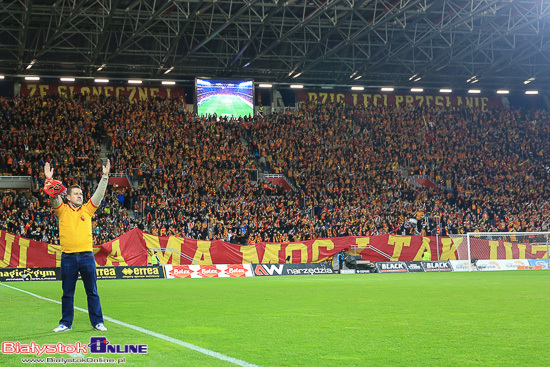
[1,283,261,367]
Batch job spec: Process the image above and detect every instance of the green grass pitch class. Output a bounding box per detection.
[198,95,253,118]
[1,271,549,366]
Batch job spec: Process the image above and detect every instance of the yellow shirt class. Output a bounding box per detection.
[53,200,98,253]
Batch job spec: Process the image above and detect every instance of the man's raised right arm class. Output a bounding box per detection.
[50,195,62,208]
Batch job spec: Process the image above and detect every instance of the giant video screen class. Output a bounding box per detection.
[196,78,254,118]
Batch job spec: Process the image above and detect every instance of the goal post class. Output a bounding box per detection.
[448,232,550,271]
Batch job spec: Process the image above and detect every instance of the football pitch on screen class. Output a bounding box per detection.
[198,95,252,118]
[1,272,550,367]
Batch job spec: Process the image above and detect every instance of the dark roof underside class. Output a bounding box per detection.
[1,0,550,90]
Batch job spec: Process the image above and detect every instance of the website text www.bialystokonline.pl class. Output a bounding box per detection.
[21,357,126,364]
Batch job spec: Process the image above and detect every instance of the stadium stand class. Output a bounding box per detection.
[1,94,550,246]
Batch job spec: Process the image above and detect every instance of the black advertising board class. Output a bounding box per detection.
[283,263,334,275]
[93,267,118,280]
[91,266,166,280]
[375,262,408,273]
[252,263,334,276]
[404,261,425,273]
[0,267,61,282]
[115,265,166,279]
[0,266,166,282]
[421,261,453,272]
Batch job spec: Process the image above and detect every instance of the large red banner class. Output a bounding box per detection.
[297,90,504,110]
[2,229,548,268]
[19,83,185,102]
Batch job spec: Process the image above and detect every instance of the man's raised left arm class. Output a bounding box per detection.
[91,159,111,207]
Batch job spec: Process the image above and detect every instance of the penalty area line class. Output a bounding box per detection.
[0,283,261,367]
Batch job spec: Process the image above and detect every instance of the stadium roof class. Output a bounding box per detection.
[2,0,550,90]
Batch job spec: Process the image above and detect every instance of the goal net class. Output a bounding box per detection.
[447,232,550,271]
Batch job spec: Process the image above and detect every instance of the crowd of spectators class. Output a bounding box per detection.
[247,102,550,238]
[1,93,550,246]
